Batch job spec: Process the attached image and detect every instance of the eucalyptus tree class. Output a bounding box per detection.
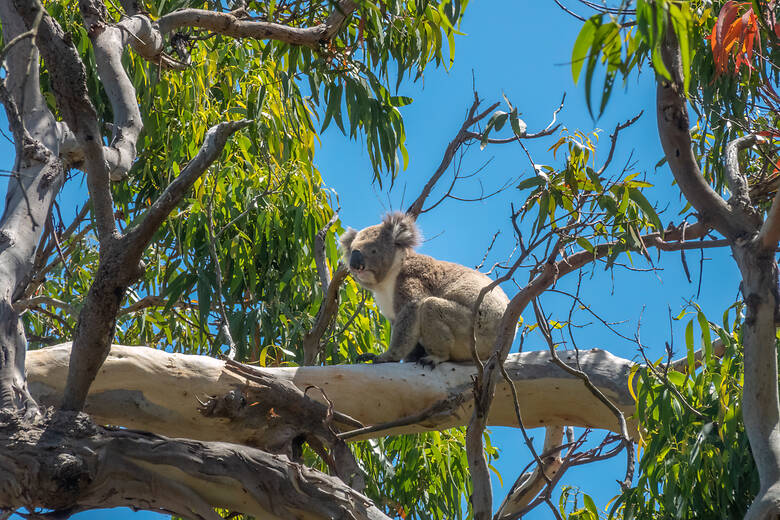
[1,0,779,519]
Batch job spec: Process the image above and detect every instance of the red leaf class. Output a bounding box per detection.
[710,2,761,76]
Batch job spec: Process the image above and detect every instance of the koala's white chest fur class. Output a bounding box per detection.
[370,250,404,321]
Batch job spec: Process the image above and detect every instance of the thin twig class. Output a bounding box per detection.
[207,175,236,359]
[532,298,633,490]
[497,335,550,485]
[598,111,643,175]
[637,341,704,419]
[338,392,468,440]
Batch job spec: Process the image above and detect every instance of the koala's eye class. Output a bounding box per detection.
[370,248,377,255]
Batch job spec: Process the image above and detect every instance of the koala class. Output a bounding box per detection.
[339,212,510,367]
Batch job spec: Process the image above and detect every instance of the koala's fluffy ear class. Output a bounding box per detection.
[339,228,357,256]
[383,212,421,249]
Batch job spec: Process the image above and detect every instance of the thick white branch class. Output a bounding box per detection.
[27,344,637,443]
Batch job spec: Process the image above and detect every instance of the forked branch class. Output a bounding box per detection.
[406,92,499,218]
[62,120,250,412]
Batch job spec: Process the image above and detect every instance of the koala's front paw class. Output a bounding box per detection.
[416,355,445,370]
[356,353,379,363]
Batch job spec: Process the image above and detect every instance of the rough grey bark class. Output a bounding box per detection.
[0,408,391,520]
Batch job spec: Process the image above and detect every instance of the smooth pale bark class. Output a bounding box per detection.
[0,0,66,413]
[734,243,780,520]
[27,344,637,443]
[155,0,357,48]
[656,27,780,520]
[495,426,566,519]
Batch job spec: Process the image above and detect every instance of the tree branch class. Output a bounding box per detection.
[126,120,251,255]
[118,295,196,316]
[314,211,340,293]
[303,264,349,365]
[734,240,780,520]
[338,392,467,440]
[462,125,559,144]
[0,409,389,520]
[406,92,499,218]
[463,220,710,517]
[12,295,75,315]
[206,180,236,359]
[61,120,249,412]
[495,426,568,519]
[156,0,357,48]
[532,298,632,491]
[24,223,92,300]
[79,1,145,181]
[597,111,643,175]
[654,19,780,520]
[0,1,66,414]
[759,177,780,249]
[213,359,366,490]
[27,344,638,444]
[13,0,117,242]
[724,134,759,210]
[462,93,566,146]
[668,338,727,372]
[655,27,753,241]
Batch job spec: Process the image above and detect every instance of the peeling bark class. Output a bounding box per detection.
[0,409,390,520]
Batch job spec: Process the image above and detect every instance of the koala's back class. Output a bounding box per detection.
[395,252,509,310]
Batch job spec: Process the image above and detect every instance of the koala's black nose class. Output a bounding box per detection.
[350,250,365,271]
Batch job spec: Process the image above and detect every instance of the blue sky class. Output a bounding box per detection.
[3,1,741,519]
[320,2,738,518]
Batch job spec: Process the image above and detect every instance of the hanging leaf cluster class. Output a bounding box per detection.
[613,304,761,519]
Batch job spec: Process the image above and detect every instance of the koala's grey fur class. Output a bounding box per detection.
[339,212,510,366]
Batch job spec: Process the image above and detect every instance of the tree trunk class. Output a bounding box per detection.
[734,243,780,520]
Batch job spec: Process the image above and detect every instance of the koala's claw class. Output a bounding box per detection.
[416,356,441,370]
[356,353,379,363]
